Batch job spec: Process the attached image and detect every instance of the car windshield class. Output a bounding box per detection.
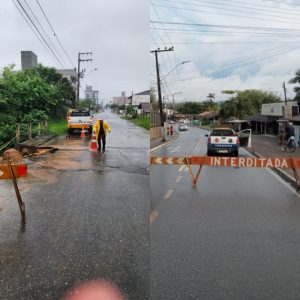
[70,111,90,117]
[211,129,234,136]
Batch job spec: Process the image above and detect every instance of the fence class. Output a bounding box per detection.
[151,111,161,127]
[0,121,48,153]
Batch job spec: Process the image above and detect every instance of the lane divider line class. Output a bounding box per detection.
[178,165,185,172]
[175,175,182,183]
[163,189,174,199]
[150,210,159,224]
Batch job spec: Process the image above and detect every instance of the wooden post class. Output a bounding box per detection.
[16,124,20,144]
[265,122,267,134]
[38,122,41,136]
[7,161,25,220]
[29,123,32,140]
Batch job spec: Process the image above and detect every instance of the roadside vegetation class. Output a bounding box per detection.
[123,116,150,130]
[0,64,75,148]
[47,119,67,135]
[109,104,150,130]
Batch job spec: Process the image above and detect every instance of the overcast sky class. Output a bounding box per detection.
[0,0,150,102]
[150,0,300,104]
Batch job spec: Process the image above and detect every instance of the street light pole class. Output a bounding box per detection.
[160,61,190,82]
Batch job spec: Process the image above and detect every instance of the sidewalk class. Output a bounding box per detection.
[250,134,299,187]
[150,132,179,151]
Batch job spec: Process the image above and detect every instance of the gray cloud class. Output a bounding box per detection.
[0,0,150,101]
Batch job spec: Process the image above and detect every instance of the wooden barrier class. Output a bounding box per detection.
[151,156,300,189]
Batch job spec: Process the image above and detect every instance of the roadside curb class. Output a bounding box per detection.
[150,134,179,153]
[246,148,298,190]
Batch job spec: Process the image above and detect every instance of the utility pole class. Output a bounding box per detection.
[283,81,287,105]
[77,52,92,108]
[151,47,174,128]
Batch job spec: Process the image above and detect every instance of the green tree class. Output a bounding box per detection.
[126,104,136,117]
[79,99,93,110]
[288,69,300,102]
[177,102,203,114]
[207,93,215,103]
[219,89,281,120]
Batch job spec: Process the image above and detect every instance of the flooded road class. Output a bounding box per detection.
[0,111,150,300]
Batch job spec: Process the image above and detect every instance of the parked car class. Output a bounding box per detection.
[205,127,239,156]
[178,123,188,131]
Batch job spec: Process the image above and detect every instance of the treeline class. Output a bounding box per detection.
[0,64,75,146]
[176,89,282,120]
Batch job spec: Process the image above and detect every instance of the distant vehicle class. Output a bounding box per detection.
[67,109,93,135]
[178,123,188,131]
[205,127,239,156]
[179,119,188,124]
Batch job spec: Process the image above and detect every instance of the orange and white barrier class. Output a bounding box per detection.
[151,155,300,189]
[151,156,300,168]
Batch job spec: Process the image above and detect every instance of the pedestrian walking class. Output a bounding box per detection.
[170,125,174,136]
[93,118,111,152]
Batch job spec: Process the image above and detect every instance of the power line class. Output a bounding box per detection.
[152,3,300,26]
[23,0,68,67]
[14,0,64,67]
[150,27,300,37]
[179,46,300,81]
[35,0,75,68]
[157,0,300,19]
[12,0,54,61]
[152,41,300,44]
[151,21,300,33]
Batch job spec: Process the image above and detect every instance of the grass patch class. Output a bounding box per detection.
[123,116,150,130]
[47,118,67,135]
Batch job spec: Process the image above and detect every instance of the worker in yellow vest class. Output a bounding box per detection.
[93,118,111,152]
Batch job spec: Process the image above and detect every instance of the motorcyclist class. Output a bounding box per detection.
[284,121,295,143]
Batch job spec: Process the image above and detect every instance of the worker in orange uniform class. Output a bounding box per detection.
[93,118,111,152]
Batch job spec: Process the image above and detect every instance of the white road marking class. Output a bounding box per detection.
[178,165,185,172]
[243,148,300,198]
[265,168,300,198]
[163,189,174,199]
[150,210,159,224]
[184,166,189,172]
[175,175,182,183]
[170,146,180,153]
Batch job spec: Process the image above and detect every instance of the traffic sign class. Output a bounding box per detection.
[0,163,27,180]
[151,156,300,168]
[151,155,300,189]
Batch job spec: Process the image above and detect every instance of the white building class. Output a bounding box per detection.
[130,90,150,106]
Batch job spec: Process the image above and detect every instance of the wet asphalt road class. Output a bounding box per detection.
[0,111,149,300]
[150,125,300,300]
